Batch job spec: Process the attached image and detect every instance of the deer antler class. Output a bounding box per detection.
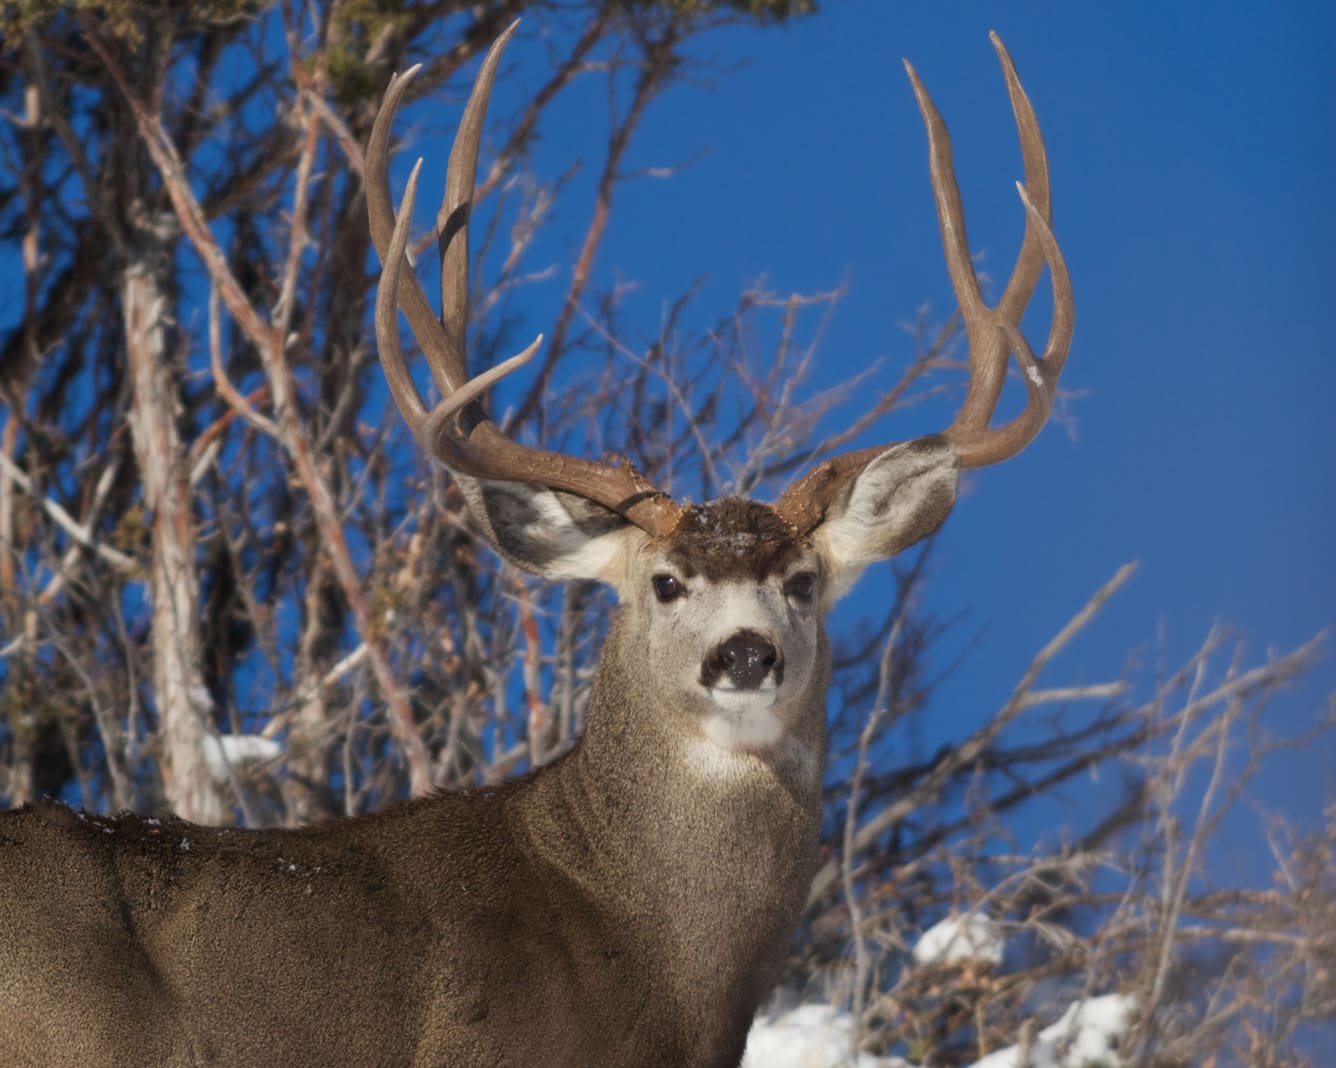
[775,33,1073,535]
[367,21,684,537]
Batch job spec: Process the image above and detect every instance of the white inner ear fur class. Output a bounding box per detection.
[813,439,958,603]
[462,474,642,587]
[521,490,636,584]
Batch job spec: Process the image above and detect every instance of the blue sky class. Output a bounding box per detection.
[444,0,1333,836]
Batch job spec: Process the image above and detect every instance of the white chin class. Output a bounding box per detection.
[702,688,783,751]
[709,688,777,714]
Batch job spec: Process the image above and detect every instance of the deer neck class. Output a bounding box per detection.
[515,612,828,1013]
[578,607,827,828]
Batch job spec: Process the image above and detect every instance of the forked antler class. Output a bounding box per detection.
[774,32,1073,534]
[370,28,1070,542]
[367,21,684,537]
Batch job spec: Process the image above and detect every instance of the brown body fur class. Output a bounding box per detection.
[0,602,827,1068]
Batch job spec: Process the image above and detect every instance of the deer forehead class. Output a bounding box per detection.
[654,498,810,584]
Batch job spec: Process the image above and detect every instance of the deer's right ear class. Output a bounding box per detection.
[453,475,637,584]
[812,437,958,602]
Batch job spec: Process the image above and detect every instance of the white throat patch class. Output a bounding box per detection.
[683,688,788,783]
[683,719,816,785]
[702,690,782,749]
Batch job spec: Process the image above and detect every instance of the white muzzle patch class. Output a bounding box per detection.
[701,686,783,751]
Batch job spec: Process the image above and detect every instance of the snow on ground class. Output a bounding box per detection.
[966,994,1137,1068]
[741,1004,911,1068]
[202,733,282,780]
[911,912,1005,968]
[743,993,1136,1068]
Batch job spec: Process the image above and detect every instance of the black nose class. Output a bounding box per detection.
[702,630,782,691]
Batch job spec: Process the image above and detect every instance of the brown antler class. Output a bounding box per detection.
[368,21,684,537]
[775,33,1073,535]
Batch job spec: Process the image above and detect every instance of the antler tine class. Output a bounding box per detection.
[901,55,997,428]
[774,35,1072,533]
[367,22,513,407]
[908,32,1071,467]
[990,31,1051,323]
[949,179,1073,467]
[375,156,431,438]
[437,21,516,369]
[367,65,462,402]
[369,23,685,538]
[378,156,541,434]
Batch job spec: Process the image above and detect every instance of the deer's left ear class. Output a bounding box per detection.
[813,436,958,602]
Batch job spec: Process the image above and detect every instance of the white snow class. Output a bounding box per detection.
[1045,994,1136,1066]
[743,993,1135,1068]
[742,905,1133,1068]
[1042,993,1136,1067]
[962,994,1137,1068]
[911,912,1005,968]
[742,1004,911,1068]
[202,733,282,780]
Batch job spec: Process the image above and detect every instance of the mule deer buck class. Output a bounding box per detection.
[0,24,1070,1068]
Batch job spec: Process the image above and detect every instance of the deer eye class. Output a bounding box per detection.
[784,572,818,604]
[652,574,685,603]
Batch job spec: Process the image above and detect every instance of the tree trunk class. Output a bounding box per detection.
[284,565,341,824]
[123,214,226,824]
[2,79,43,807]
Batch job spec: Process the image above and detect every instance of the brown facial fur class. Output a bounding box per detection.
[664,499,806,582]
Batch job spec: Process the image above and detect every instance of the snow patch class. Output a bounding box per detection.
[965,994,1137,1068]
[746,915,1134,1068]
[742,1004,911,1068]
[202,733,282,780]
[743,993,1136,1068]
[912,912,1004,968]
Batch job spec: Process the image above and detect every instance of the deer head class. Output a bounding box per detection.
[365,22,1071,774]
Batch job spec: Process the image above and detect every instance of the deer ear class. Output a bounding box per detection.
[452,475,636,583]
[813,437,958,602]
